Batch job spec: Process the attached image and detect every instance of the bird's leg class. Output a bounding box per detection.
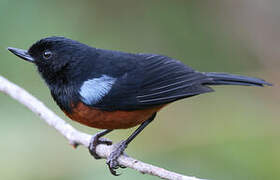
[107,113,157,176]
[88,129,113,159]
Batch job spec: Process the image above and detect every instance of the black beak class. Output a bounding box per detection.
[7,47,34,63]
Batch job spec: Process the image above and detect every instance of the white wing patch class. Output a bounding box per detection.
[79,75,117,104]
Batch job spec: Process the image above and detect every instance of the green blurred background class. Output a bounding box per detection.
[0,0,279,179]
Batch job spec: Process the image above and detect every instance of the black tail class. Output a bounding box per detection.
[203,72,272,87]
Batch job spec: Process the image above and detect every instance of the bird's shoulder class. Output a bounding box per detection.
[78,51,212,110]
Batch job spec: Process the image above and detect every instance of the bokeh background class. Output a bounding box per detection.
[0,0,279,179]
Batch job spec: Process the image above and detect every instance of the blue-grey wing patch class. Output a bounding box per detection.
[79,75,117,105]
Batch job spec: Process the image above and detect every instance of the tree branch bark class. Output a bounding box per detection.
[0,75,206,180]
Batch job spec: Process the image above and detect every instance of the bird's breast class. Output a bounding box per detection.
[64,102,164,129]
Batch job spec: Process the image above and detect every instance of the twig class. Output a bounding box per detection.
[0,75,206,180]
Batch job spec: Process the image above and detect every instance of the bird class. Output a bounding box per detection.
[7,36,272,175]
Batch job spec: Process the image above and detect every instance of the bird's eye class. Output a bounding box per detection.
[43,50,52,59]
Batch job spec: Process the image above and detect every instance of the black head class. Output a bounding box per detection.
[8,36,97,86]
[8,36,101,112]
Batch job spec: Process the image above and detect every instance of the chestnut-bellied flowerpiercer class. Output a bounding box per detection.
[8,36,272,175]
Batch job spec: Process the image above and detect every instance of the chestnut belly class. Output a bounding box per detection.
[64,102,164,129]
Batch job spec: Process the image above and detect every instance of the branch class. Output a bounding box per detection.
[0,75,206,180]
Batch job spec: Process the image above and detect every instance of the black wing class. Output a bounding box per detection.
[92,53,213,111]
[136,54,213,105]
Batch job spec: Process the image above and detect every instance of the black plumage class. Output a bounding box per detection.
[7,36,272,176]
[8,36,271,112]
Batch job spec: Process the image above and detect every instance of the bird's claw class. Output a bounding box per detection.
[106,140,127,176]
[89,134,112,159]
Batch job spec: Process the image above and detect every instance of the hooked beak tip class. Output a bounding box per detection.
[7,47,34,63]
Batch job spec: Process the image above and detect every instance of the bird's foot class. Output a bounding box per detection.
[88,133,112,159]
[106,140,127,176]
